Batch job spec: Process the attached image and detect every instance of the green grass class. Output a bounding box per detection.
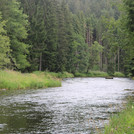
[0,70,63,90]
[74,71,109,77]
[0,70,125,91]
[74,71,125,78]
[114,72,125,77]
[101,100,134,134]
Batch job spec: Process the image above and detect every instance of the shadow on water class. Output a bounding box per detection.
[0,102,56,134]
[0,78,134,134]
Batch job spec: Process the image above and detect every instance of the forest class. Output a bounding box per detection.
[0,0,134,76]
[0,1,134,133]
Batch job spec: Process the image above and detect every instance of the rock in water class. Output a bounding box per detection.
[105,76,113,79]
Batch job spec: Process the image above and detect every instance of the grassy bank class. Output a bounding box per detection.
[101,99,134,134]
[0,70,125,90]
[74,71,109,77]
[74,71,125,78]
[0,70,74,90]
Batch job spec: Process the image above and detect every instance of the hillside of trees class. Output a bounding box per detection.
[0,0,134,76]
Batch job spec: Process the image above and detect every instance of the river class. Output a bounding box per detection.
[0,78,134,134]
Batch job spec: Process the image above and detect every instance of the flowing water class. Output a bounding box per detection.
[0,78,134,134]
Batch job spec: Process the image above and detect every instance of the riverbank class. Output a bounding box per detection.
[0,70,74,90]
[0,70,125,91]
[101,97,134,134]
[74,71,125,77]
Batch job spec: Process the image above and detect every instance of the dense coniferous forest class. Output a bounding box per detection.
[0,0,134,76]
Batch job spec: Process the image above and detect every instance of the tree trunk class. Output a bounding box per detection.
[114,55,117,71]
[99,38,102,71]
[105,57,108,72]
[118,47,120,72]
[39,53,42,71]
[86,27,89,45]
[100,52,103,71]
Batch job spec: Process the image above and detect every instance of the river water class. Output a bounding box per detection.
[0,78,134,134]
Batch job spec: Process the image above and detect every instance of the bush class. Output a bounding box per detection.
[114,72,125,77]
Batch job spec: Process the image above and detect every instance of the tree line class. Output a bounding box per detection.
[0,0,134,76]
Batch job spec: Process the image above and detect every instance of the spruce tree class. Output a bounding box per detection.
[43,0,58,72]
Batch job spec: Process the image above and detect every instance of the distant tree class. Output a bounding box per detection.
[17,0,128,74]
[70,34,89,73]
[88,41,103,71]
[57,1,74,72]
[44,0,58,72]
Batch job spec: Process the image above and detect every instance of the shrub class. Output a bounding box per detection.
[114,72,125,77]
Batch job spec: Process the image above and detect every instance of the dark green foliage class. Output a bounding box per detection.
[43,0,58,72]
[123,0,134,76]
[124,0,134,32]
[28,1,46,71]
[0,0,133,75]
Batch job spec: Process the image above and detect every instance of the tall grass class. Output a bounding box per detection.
[0,70,62,90]
[101,101,134,134]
